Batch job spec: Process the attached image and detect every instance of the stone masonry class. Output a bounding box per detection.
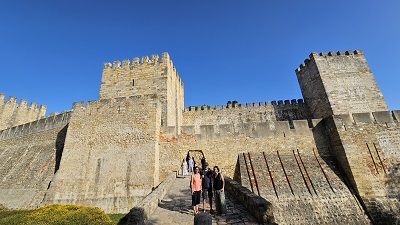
[0,50,398,224]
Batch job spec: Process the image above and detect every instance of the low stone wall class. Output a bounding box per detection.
[124,172,177,225]
[225,176,276,224]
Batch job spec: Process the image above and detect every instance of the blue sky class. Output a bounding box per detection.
[0,1,398,114]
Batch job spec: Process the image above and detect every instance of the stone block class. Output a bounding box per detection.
[200,125,215,141]
[352,112,374,124]
[372,111,394,123]
[181,126,195,135]
[292,120,309,131]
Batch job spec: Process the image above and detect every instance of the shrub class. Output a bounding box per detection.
[0,204,114,225]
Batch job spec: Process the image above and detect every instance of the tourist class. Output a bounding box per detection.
[201,156,206,168]
[190,166,202,215]
[200,162,213,213]
[182,158,188,176]
[192,157,196,169]
[188,157,194,173]
[212,166,226,215]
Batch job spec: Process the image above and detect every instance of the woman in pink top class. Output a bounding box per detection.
[190,166,202,215]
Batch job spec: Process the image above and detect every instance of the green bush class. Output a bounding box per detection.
[0,204,114,225]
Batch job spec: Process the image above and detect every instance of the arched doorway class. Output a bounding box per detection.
[186,150,204,168]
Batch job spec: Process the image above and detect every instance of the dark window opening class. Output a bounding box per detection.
[132,79,135,86]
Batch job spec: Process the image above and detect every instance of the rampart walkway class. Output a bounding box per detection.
[146,175,259,225]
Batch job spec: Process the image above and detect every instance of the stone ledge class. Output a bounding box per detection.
[225,176,276,225]
[124,172,177,225]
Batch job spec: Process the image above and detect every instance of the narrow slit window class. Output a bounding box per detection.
[132,79,135,86]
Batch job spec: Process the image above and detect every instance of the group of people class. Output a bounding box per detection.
[183,155,227,216]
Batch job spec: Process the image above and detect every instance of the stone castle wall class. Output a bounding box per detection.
[43,95,161,214]
[326,111,400,224]
[159,118,318,181]
[296,50,388,118]
[0,112,70,209]
[182,99,311,132]
[0,93,46,130]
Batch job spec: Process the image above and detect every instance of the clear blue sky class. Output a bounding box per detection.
[0,1,399,114]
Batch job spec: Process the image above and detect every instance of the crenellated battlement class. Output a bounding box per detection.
[0,93,45,111]
[0,93,47,131]
[295,50,364,73]
[184,99,305,113]
[271,99,304,106]
[103,52,171,70]
[184,101,270,112]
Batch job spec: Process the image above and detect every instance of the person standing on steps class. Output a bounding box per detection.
[212,166,226,215]
[190,166,202,215]
[188,157,194,173]
[200,162,213,213]
[182,158,188,176]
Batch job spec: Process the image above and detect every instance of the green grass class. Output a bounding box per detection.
[108,213,127,224]
[0,204,115,225]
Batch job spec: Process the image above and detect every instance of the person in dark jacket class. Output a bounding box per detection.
[200,162,213,213]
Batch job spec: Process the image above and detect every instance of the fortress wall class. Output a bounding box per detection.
[0,112,71,141]
[296,50,388,118]
[159,119,319,181]
[44,95,161,214]
[182,102,275,131]
[0,94,46,130]
[182,99,310,132]
[0,124,67,209]
[272,99,311,121]
[99,53,183,128]
[326,111,400,224]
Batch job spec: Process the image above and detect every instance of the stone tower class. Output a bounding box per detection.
[43,53,183,213]
[295,50,388,118]
[99,53,184,133]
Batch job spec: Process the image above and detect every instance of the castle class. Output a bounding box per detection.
[0,50,398,224]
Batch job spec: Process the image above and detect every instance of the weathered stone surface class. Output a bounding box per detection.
[43,95,161,213]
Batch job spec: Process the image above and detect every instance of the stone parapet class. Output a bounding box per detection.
[225,176,276,224]
[123,172,177,225]
[332,110,399,126]
[0,111,71,141]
